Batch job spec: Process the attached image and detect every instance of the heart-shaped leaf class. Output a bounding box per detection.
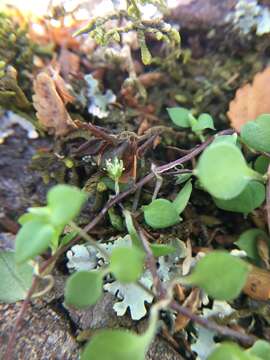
[15,220,55,264]
[208,343,258,360]
[213,181,265,214]
[196,142,262,200]
[47,185,87,226]
[192,113,215,132]
[241,114,270,152]
[167,107,191,128]
[143,199,179,229]
[110,247,145,283]
[254,155,270,174]
[150,243,176,257]
[81,329,148,360]
[0,251,33,303]
[185,251,250,301]
[65,270,103,308]
[235,229,269,264]
[248,340,270,360]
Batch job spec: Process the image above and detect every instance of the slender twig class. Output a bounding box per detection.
[4,129,235,359]
[170,301,256,345]
[137,227,163,295]
[4,276,39,360]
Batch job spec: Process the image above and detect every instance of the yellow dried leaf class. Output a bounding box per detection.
[33,72,76,136]
[228,67,270,131]
[243,265,270,301]
[174,288,201,333]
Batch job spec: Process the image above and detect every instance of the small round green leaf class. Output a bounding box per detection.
[192,113,215,132]
[235,228,269,264]
[150,243,176,257]
[196,142,258,200]
[248,340,270,360]
[47,185,87,226]
[212,134,238,145]
[0,251,33,303]
[186,251,250,301]
[241,114,270,152]
[213,181,265,214]
[143,199,180,229]
[65,270,103,308]
[110,247,145,283]
[208,343,258,360]
[254,155,270,174]
[15,221,55,264]
[167,107,191,128]
[81,329,147,360]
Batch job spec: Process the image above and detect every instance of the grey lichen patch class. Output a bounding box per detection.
[227,0,270,36]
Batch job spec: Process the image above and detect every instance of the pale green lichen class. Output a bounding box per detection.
[228,0,270,36]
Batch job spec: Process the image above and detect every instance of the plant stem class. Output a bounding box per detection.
[4,129,235,359]
[170,301,256,345]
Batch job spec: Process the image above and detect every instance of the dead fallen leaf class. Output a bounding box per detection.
[257,236,270,270]
[33,72,76,136]
[174,288,201,332]
[48,67,75,104]
[58,48,80,80]
[228,67,270,131]
[138,72,165,88]
[243,265,270,301]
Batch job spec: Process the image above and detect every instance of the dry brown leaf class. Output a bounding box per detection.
[174,288,201,333]
[243,265,270,301]
[48,68,75,104]
[138,72,165,88]
[257,236,270,270]
[59,48,80,80]
[33,72,76,136]
[228,67,270,131]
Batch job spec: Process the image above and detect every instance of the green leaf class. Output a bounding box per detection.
[254,155,270,174]
[235,229,269,264]
[15,221,55,264]
[192,113,215,132]
[241,114,270,152]
[213,181,265,214]
[248,340,270,360]
[150,243,176,257]
[167,107,191,128]
[172,180,192,215]
[18,213,37,225]
[124,210,142,249]
[60,231,77,247]
[108,207,124,231]
[212,134,238,145]
[65,270,103,308]
[196,142,262,200]
[0,251,33,303]
[143,199,180,229]
[110,247,145,283]
[47,185,87,227]
[208,343,258,360]
[185,251,250,301]
[81,329,148,360]
[175,173,192,185]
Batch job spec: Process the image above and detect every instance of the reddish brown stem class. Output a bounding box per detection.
[4,129,234,359]
[170,301,256,345]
